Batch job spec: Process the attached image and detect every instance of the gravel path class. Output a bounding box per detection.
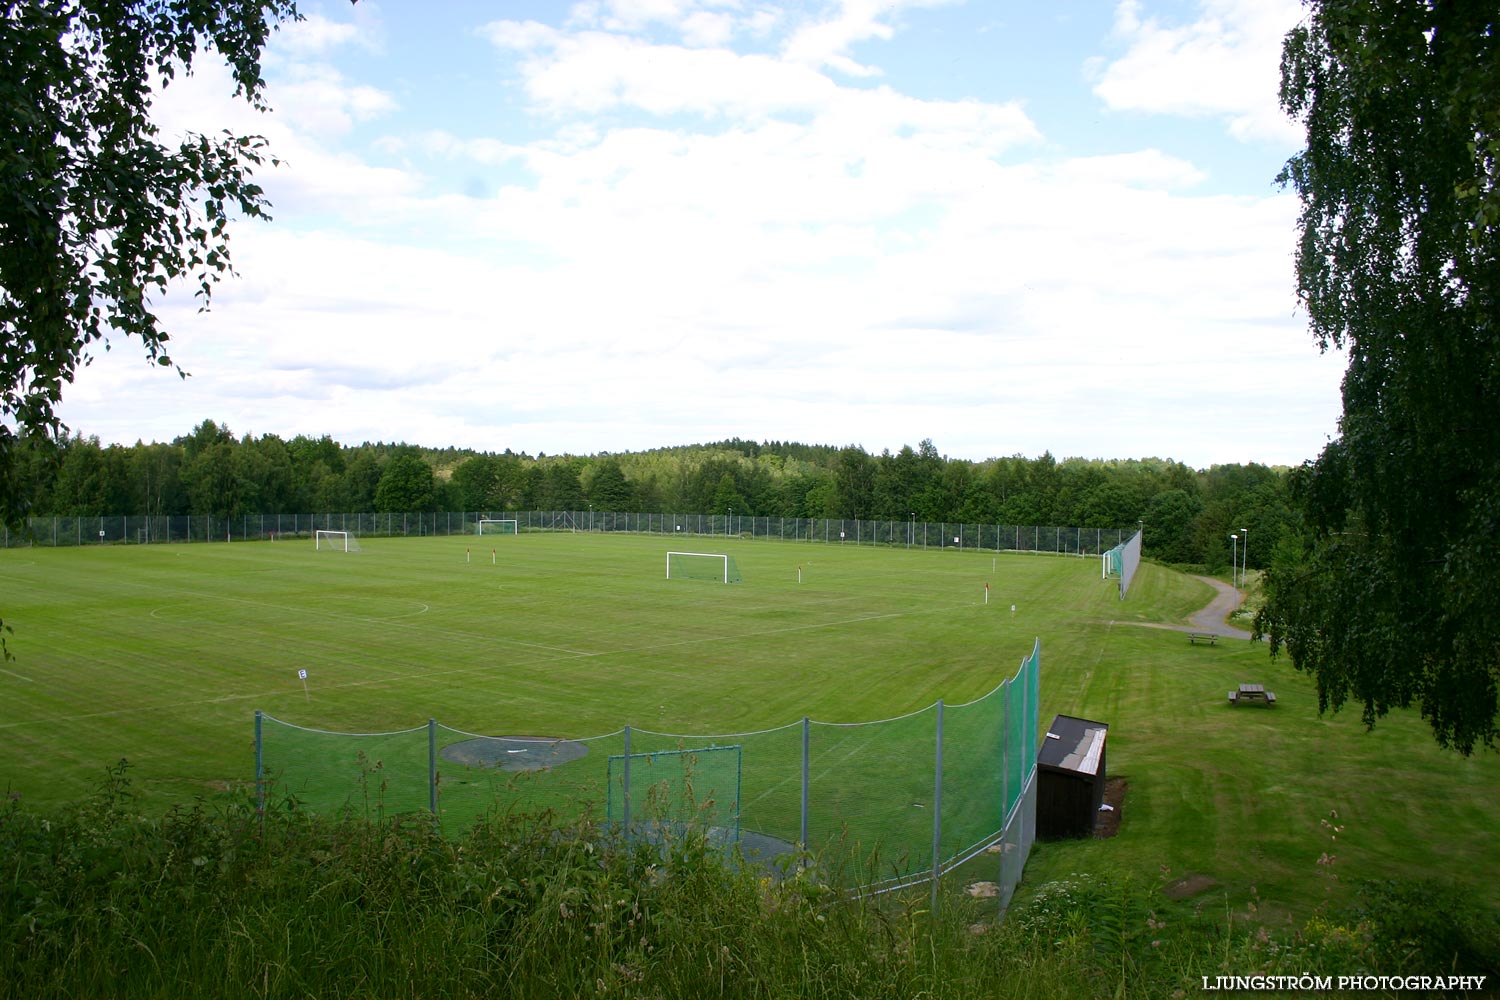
[1113,574,1253,640]
[1186,575,1253,639]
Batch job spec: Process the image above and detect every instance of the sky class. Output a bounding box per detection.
[57,0,1347,469]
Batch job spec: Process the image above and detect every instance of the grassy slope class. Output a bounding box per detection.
[1,535,1495,927]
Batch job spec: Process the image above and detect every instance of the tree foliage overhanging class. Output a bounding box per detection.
[0,0,300,526]
[1255,1,1500,753]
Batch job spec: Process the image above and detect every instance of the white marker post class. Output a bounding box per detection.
[298,668,309,702]
[491,548,496,565]
[984,582,990,605]
[798,565,803,584]
[466,547,470,563]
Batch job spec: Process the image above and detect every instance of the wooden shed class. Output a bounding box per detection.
[1037,714,1109,839]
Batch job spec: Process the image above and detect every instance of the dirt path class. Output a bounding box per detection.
[1185,575,1253,639]
[1114,574,1253,640]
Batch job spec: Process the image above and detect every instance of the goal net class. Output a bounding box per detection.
[477,519,519,535]
[314,529,361,552]
[666,551,742,583]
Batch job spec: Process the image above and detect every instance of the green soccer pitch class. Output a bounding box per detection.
[2,532,1497,920]
[0,533,1089,808]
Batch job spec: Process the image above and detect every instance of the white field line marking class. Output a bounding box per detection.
[0,667,35,682]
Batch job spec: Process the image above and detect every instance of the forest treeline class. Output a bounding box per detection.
[16,421,1296,569]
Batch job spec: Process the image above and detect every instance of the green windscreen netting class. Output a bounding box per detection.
[607,742,742,842]
[256,639,1040,895]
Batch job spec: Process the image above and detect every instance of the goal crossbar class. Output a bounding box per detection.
[477,519,519,535]
[314,529,360,552]
[666,551,741,583]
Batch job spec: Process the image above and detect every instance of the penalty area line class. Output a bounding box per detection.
[0,667,36,682]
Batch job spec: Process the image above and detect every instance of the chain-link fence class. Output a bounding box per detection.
[4,510,1132,557]
[1102,529,1144,598]
[256,639,1040,908]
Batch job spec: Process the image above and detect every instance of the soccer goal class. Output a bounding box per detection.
[314,529,361,552]
[477,519,519,535]
[666,551,742,583]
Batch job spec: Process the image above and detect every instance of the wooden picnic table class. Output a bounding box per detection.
[1228,683,1276,707]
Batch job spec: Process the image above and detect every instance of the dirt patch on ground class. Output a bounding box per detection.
[440,736,588,771]
[1093,777,1126,838]
[1162,873,1219,900]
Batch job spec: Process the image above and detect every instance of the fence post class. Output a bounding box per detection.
[931,699,944,916]
[1000,678,1012,913]
[622,725,632,840]
[800,717,810,851]
[255,710,265,836]
[428,719,438,817]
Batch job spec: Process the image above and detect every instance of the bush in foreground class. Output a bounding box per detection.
[1,763,1494,999]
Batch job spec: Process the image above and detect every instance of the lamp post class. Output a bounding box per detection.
[588,503,593,533]
[909,512,915,549]
[1240,527,1249,588]
[1229,533,1239,590]
[727,507,732,537]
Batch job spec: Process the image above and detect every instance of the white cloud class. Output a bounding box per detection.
[272,64,398,137]
[480,19,561,52]
[148,51,415,221]
[1091,0,1305,143]
[57,2,1345,468]
[680,11,738,47]
[276,12,361,55]
[1055,149,1207,188]
[780,0,955,78]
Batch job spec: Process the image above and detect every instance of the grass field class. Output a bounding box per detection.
[2,531,1497,923]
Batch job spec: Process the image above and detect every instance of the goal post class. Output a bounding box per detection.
[314,529,361,552]
[477,519,519,535]
[666,551,742,583]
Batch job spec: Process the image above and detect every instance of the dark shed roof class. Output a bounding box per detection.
[1038,715,1108,776]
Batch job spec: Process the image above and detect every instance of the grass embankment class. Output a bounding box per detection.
[3,765,1496,999]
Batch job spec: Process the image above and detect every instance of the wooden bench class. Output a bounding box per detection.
[1188,632,1217,646]
[1229,683,1276,707]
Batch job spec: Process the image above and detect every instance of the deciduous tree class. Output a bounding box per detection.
[1,0,305,520]
[373,451,436,513]
[1256,1,1500,753]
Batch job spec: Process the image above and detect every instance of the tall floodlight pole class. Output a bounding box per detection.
[1229,534,1239,590]
[1240,527,1249,588]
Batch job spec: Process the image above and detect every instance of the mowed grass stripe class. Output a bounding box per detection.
[0,535,1079,805]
